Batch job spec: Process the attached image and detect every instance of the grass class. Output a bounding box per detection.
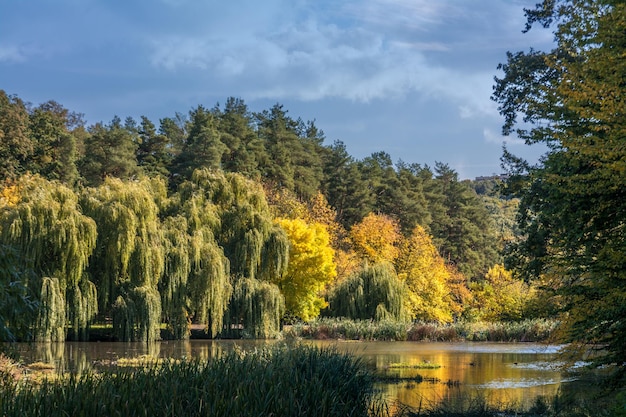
[285,318,559,342]
[0,343,379,417]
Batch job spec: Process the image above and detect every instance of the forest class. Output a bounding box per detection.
[0,90,531,343]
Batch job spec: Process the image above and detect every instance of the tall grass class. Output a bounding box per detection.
[286,318,559,342]
[0,344,378,417]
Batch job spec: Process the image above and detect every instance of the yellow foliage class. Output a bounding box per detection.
[349,213,400,264]
[395,225,455,323]
[276,218,337,321]
[469,264,531,322]
[0,182,19,207]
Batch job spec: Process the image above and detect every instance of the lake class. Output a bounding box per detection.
[12,340,572,410]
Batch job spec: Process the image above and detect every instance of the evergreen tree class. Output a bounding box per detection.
[136,116,172,179]
[79,116,139,186]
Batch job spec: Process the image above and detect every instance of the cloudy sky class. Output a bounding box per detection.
[1,0,553,179]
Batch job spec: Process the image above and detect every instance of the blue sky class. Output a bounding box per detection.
[0,0,553,179]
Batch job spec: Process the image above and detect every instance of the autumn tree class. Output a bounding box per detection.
[492,0,626,371]
[395,225,455,323]
[275,218,336,321]
[349,213,401,264]
[468,264,531,322]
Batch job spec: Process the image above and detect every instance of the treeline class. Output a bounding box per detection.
[0,91,534,342]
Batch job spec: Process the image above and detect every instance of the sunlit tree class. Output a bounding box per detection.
[395,225,455,323]
[81,177,163,342]
[0,175,97,341]
[275,218,336,321]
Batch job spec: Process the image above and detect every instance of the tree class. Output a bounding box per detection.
[177,169,289,338]
[79,116,139,186]
[275,218,337,321]
[171,106,227,181]
[429,163,499,281]
[468,264,531,322]
[492,0,626,373]
[326,263,406,321]
[0,175,97,341]
[27,101,82,186]
[395,225,456,323]
[136,116,172,179]
[81,177,163,342]
[0,91,32,181]
[0,244,39,342]
[216,97,266,178]
[349,213,401,264]
[321,141,373,227]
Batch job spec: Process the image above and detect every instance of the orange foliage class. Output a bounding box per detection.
[349,213,401,264]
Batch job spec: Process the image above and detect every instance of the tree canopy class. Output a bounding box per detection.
[493,0,626,374]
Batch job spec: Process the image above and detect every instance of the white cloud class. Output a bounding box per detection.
[145,0,541,121]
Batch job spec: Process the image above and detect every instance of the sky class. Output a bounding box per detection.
[0,0,554,179]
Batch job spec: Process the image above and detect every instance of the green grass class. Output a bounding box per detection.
[285,318,559,342]
[0,343,379,417]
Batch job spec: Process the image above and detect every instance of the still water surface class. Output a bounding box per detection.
[15,340,570,409]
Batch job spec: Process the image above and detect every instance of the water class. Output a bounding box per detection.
[11,340,571,410]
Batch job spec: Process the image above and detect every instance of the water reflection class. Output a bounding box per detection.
[11,340,569,410]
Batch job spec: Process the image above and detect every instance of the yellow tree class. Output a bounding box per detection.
[349,213,400,264]
[469,264,530,322]
[275,218,336,321]
[395,225,455,323]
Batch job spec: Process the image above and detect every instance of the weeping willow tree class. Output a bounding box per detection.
[165,172,231,339]
[326,263,406,321]
[0,174,97,341]
[81,177,164,342]
[176,169,289,338]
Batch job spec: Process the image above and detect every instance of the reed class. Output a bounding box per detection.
[287,318,558,342]
[0,344,378,417]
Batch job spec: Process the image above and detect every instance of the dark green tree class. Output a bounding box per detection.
[79,116,139,186]
[27,101,81,186]
[428,163,499,281]
[492,0,626,374]
[136,116,172,179]
[321,141,373,228]
[171,106,227,182]
[0,91,32,181]
[215,97,266,178]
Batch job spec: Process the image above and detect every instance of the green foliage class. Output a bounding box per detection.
[0,345,375,417]
[81,177,163,341]
[326,263,406,321]
[0,175,97,341]
[0,91,32,181]
[0,244,38,342]
[79,116,139,186]
[493,0,626,372]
